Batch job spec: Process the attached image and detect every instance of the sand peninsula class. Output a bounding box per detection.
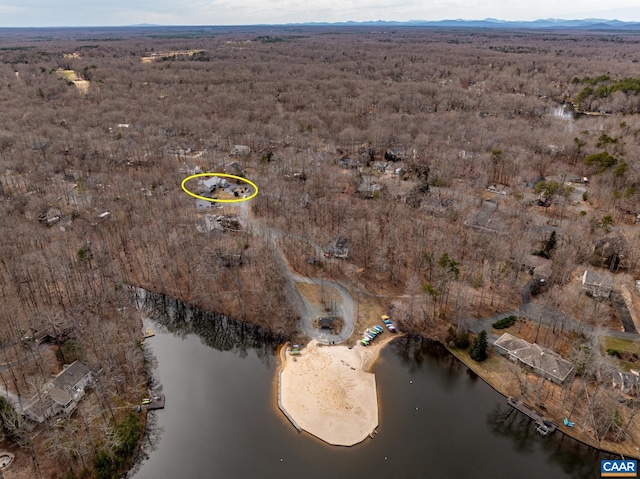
[278,336,397,446]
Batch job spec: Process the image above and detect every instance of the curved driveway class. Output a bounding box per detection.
[238,202,356,344]
[289,273,355,344]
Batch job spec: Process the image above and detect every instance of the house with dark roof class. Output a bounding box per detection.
[325,237,349,259]
[494,333,574,384]
[385,147,405,162]
[225,161,245,177]
[339,158,362,170]
[33,329,54,344]
[527,175,546,188]
[23,361,93,423]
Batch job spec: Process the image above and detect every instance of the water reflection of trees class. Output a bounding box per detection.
[128,410,164,477]
[488,405,538,454]
[487,404,607,478]
[134,289,288,367]
[390,335,467,390]
[390,335,605,479]
[391,335,455,368]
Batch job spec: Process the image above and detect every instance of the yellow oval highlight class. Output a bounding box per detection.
[181,173,258,204]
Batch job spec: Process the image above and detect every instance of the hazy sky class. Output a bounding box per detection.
[1,0,639,27]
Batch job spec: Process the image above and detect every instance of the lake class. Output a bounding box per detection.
[131,304,605,479]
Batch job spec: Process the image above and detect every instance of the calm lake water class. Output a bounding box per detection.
[131,306,606,479]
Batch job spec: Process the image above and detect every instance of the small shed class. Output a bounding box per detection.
[318,317,334,329]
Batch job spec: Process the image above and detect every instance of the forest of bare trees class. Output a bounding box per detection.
[1,25,640,476]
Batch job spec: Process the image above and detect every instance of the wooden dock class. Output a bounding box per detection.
[507,396,557,435]
[145,394,165,411]
[143,328,155,339]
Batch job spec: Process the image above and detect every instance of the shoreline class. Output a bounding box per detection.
[274,331,638,459]
[446,345,639,460]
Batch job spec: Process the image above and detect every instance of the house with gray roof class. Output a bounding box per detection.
[612,370,640,397]
[325,237,349,259]
[582,270,613,298]
[225,161,245,177]
[231,145,250,156]
[339,158,362,170]
[199,176,229,194]
[494,333,574,384]
[521,254,553,278]
[24,361,93,423]
[463,204,508,234]
[494,332,530,355]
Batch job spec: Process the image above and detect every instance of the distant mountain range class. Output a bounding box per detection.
[292,18,640,30]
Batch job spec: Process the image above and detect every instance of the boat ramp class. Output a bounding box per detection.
[507,396,557,436]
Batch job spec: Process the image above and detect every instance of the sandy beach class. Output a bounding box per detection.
[278,337,396,446]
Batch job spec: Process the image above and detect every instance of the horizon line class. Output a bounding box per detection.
[1,17,640,29]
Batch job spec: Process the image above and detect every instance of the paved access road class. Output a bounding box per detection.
[238,202,356,345]
[465,291,639,343]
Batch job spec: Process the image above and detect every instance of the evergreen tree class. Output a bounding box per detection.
[454,329,470,349]
[542,230,557,257]
[470,330,488,362]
